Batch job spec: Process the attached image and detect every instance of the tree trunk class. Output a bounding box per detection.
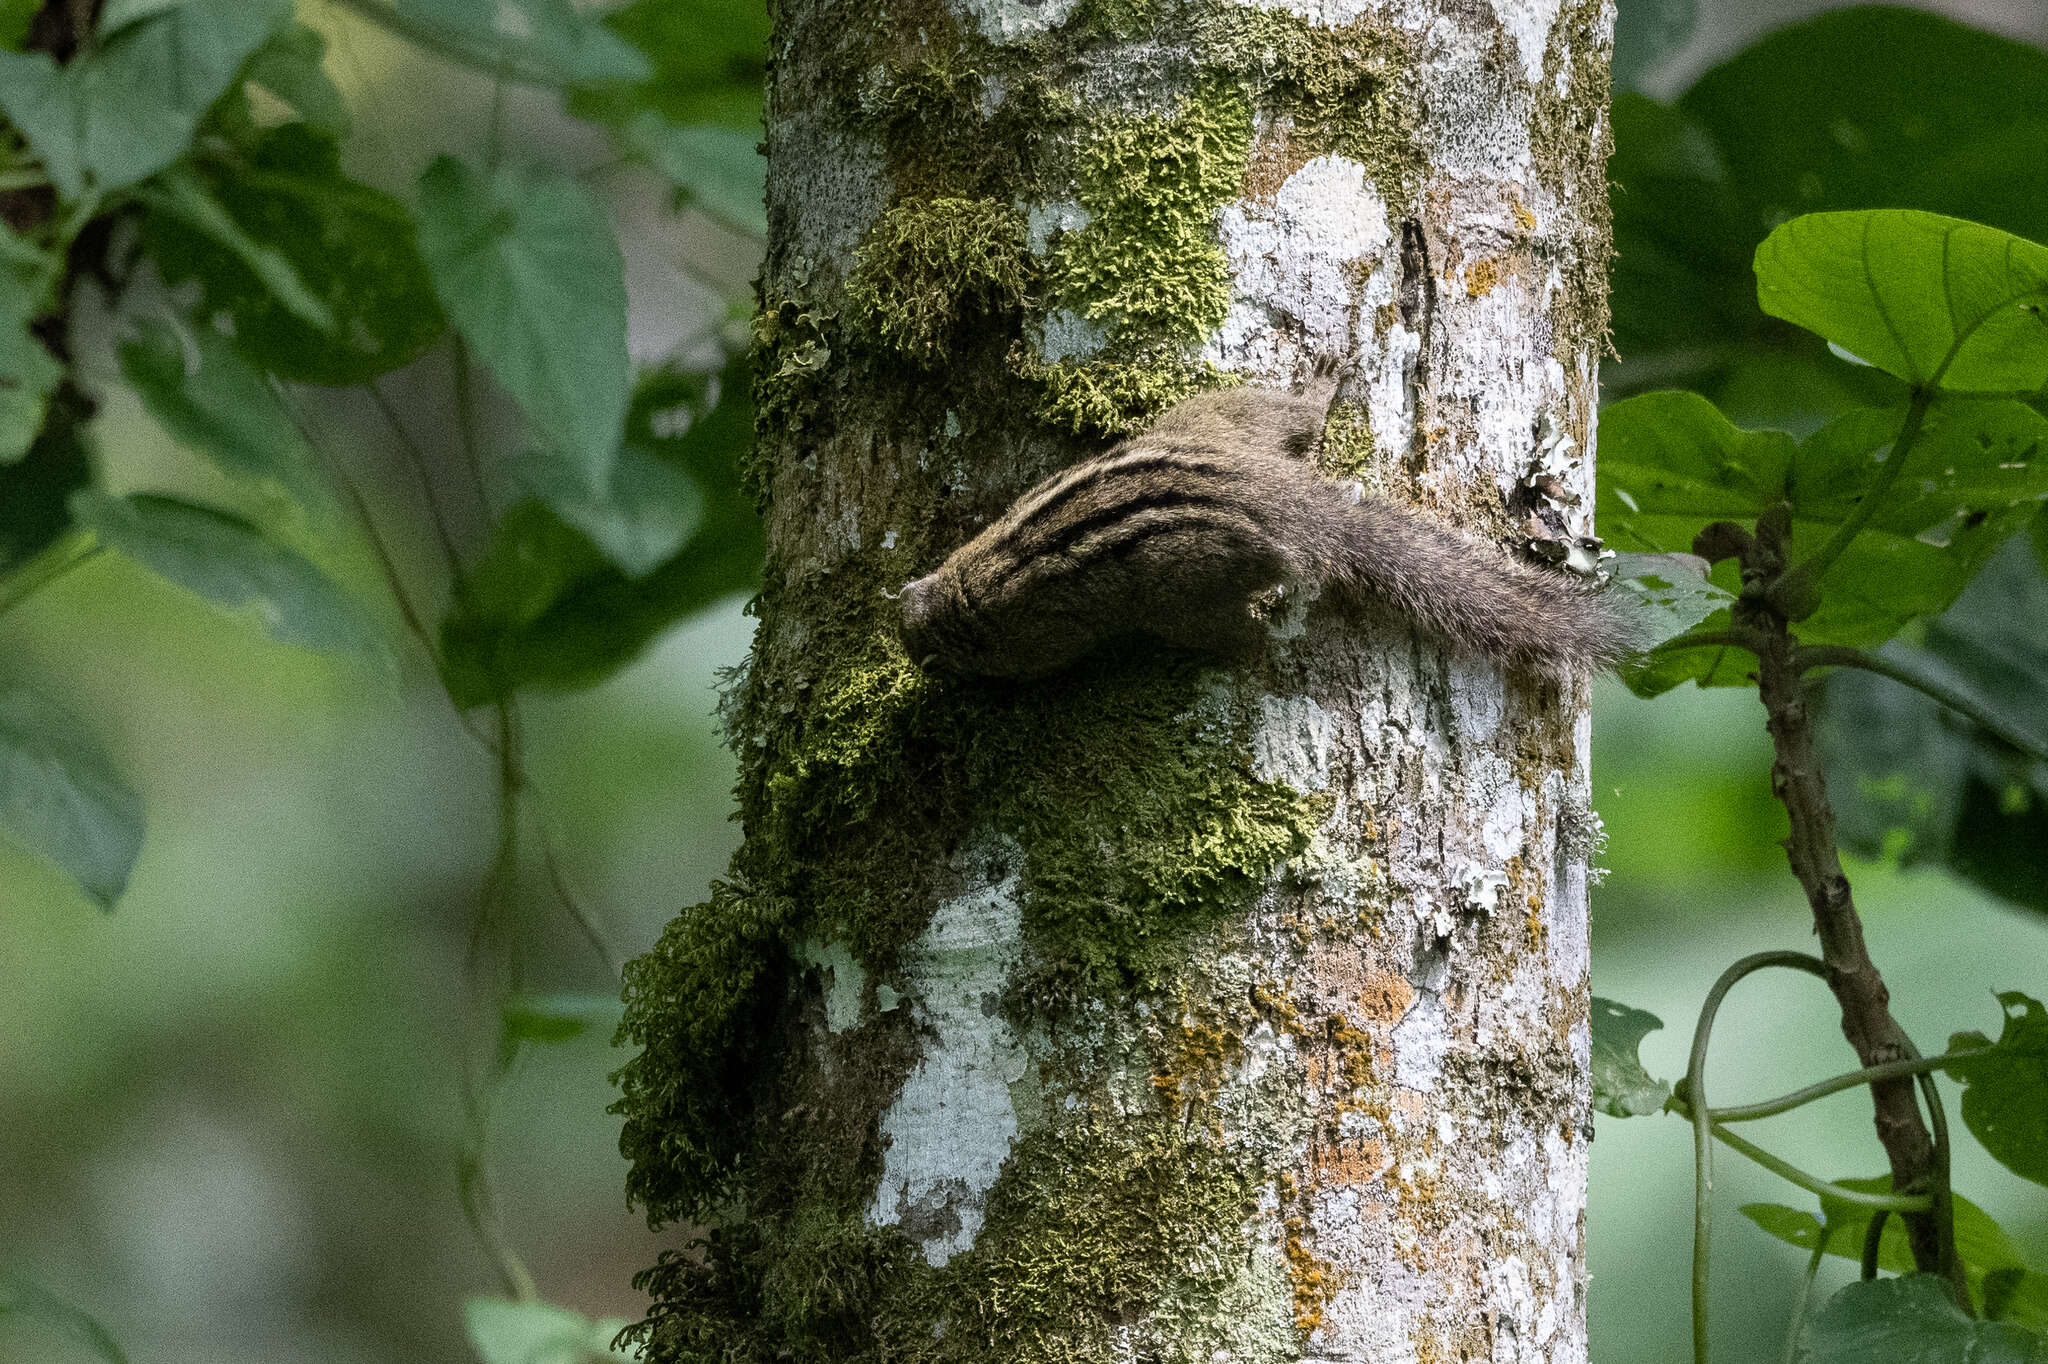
[615,0,1614,1359]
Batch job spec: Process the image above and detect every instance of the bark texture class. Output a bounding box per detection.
[615,0,1615,1359]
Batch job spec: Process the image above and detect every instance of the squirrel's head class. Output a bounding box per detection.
[896,565,981,673]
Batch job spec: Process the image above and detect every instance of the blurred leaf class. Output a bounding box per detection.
[243,21,348,133]
[1683,9,2048,246]
[1947,992,2048,1191]
[502,442,703,578]
[1805,1275,2048,1363]
[0,229,61,464]
[417,156,628,494]
[119,317,335,524]
[1821,538,2048,915]
[1611,0,1695,95]
[0,0,291,199]
[1755,211,2048,394]
[619,116,765,237]
[1745,1180,2044,1323]
[464,1297,631,1364]
[0,410,91,577]
[1599,391,2048,693]
[1610,550,1733,651]
[568,0,767,130]
[439,353,762,705]
[0,685,143,913]
[148,124,444,385]
[1590,996,1672,1117]
[72,491,381,656]
[140,165,334,331]
[0,1273,129,1362]
[392,0,649,86]
[501,992,625,1049]
[0,0,32,50]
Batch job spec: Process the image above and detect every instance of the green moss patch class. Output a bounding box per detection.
[847,197,1035,364]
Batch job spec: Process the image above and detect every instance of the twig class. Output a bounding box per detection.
[1772,387,1935,613]
[1796,644,2048,766]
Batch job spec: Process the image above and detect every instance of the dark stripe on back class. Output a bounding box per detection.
[1032,488,1245,562]
[1010,450,1244,536]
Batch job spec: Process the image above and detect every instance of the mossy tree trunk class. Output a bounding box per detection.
[615,0,1614,1358]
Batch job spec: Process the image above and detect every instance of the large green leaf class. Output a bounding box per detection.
[1948,992,2048,1191]
[0,685,143,912]
[1755,211,2048,394]
[1611,0,1695,95]
[0,228,61,464]
[0,407,91,578]
[0,0,291,199]
[119,318,335,523]
[1743,1180,2047,1325]
[392,0,648,86]
[417,156,628,494]
[1599,391,2048,692]
[1820,536,2048,915]
[147,125,444,386]
[1608,10,2048,420]
[1805,1275,2048,1364]
[501,441,703,579]
[1683,8,2048,246]
[438,354,762,705]
[1590,996,1672,1118]
[463,1296,631,1364]
[618,116,765,237]
[72,491,380,656]
[567,0,767,130]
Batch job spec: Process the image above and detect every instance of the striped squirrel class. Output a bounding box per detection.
[897,385,1634,679]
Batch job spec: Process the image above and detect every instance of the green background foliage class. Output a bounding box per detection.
[1,1,2046,1362]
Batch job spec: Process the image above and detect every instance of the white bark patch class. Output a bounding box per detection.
[867,836,1029,1267]
[1497,0,1564,83]
[1252,693,1339,791]
[956,0,1083,43]
[1214,154,1392,371]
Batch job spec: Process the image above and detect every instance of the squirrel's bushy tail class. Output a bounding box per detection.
[1312,493,1637,675]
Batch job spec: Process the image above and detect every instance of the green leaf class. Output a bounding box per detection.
[438,354,761,705]
[0,408,91,578]
[502,441,703,578]
[140,165,334,332]
[0,1273,130,1362]
[0,685,143,912]
[1755,211,2048,394]
[501,992,625,1049]
[243,21,348,133]
[71,491,381,656]
[1821,537,2048,915]
[1590,996,1672,1117]
[0,0,292,199]
[463,1296,631,1364]
[0,0,35,50]
[618,116,765,237]
[1745,1180,2047,1322]
[1947,992,2048,1190]
[1806,1275,2048,1364]
[119,318,335,523]
[417,156,628,494]
[565,0,766,130]
[0,230,62,464]
[1598,391,2048,693]
[393,0,650,86]
[1610,550,1734,650]
[147,124,444,385]
[1683,9,2048,248]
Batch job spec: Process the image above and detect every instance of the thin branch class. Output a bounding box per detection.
[1782,1235,1831,1364]
[1796,644,2048,766]
[367,379,469,589]
[1711,1050,1975,1125]
[1776,387,1935,608]
[539,826,621,978]
[1651,628,1764,656]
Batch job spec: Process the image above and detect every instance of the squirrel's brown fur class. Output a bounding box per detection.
[898,387,1634,678]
